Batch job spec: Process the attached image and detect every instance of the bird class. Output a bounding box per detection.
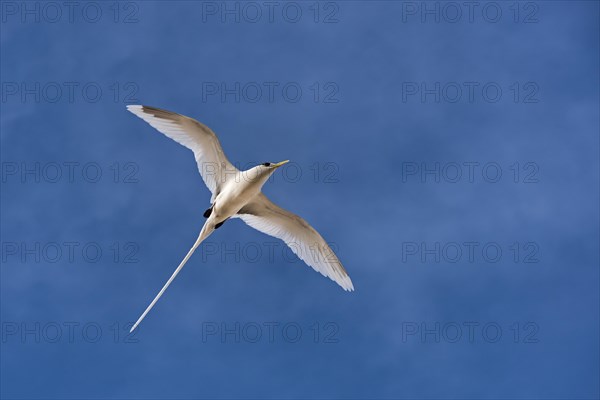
[126,105,354,332]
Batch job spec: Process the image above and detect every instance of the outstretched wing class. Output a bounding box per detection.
[127,105,238,199]
[237,194,354,291]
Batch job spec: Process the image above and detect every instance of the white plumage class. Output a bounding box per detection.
[127,105,354,332]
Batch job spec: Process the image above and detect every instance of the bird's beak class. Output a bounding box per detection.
[272,160,289,168]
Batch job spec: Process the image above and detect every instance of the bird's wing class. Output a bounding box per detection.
[127,105,238,199]
[237,193,354,291]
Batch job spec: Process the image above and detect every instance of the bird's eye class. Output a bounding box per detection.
[263,162,271,167]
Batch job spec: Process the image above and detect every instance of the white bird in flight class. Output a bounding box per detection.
[127,105,354,332]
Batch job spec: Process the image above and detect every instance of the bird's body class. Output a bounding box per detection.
[211,167,264,222]
[126,105,353,332]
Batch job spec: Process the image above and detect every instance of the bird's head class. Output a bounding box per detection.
[249,160,289,186]
[259,160,289,170]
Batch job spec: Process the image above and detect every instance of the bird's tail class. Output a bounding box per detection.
[130,219,216,332]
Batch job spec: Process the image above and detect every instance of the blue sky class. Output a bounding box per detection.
[1,1,599,398]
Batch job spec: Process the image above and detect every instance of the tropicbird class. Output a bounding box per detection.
[127,105,354,332]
